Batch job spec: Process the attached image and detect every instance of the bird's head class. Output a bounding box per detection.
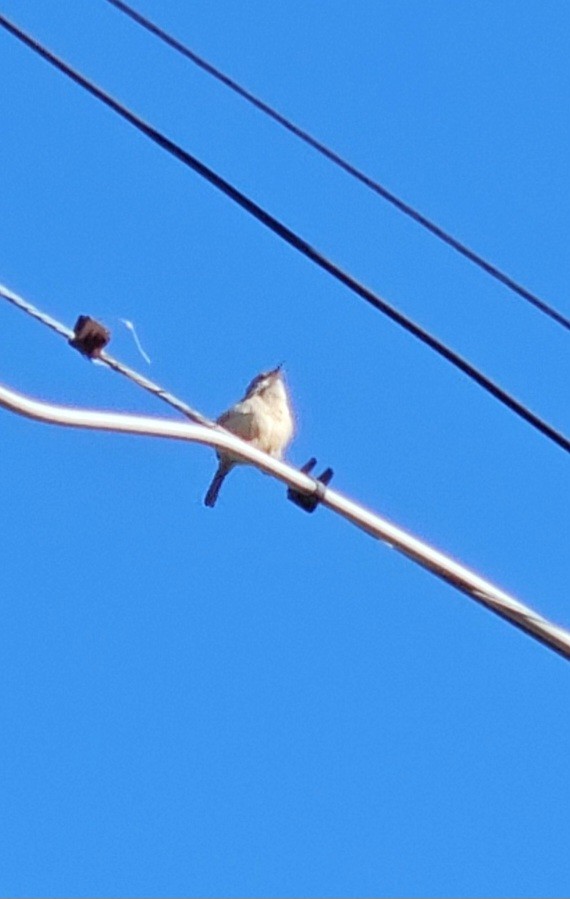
[244,364,284,398]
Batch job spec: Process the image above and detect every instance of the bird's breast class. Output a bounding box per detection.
[259,402,294,458]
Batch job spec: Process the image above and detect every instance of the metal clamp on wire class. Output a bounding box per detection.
[69,315,111,359]
[287,457,334,513]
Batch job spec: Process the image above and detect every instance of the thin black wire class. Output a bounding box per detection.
[104,0,570,335]
[1,12,569,455]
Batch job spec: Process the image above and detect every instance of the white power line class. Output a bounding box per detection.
[1,378,569,662]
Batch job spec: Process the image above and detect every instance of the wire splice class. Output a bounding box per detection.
[0,282,214,428]
[288,457,334,512]
[69,315,111,359]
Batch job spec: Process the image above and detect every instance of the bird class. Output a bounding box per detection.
[204,364,295,507]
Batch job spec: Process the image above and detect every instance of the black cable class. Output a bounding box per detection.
[1,12,568,455]
[104,0,570,335]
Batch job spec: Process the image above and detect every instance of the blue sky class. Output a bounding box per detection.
[1,1,570,896]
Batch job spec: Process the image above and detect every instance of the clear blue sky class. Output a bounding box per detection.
[1,2,570,896]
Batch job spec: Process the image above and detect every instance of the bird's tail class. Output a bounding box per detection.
[204,463,231,508]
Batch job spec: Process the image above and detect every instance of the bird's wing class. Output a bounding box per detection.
[218,405,260,441]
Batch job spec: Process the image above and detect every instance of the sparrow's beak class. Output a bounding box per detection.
[269,363,284,378]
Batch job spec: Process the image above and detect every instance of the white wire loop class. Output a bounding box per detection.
[1,379,569,662]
